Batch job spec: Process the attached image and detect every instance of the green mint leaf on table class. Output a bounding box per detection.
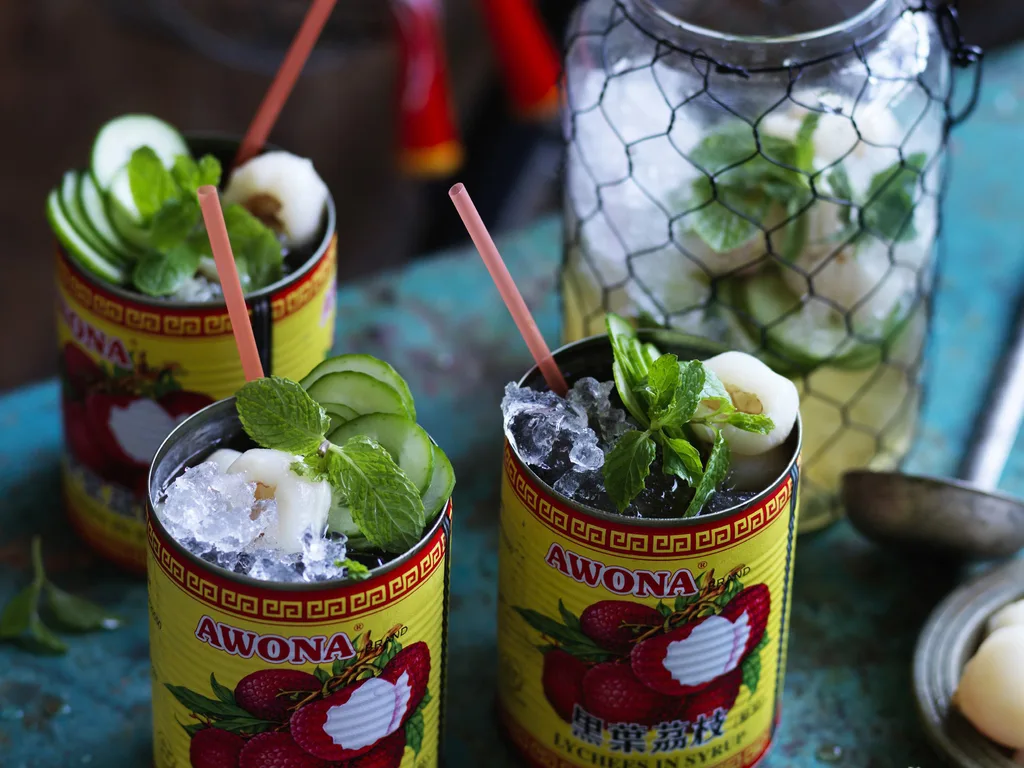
[223,204,283,291]
[336,559,371,580]
[661,436,704,487]
[149,196,201,250]
[236,376,330,455]
[684,430,730,518]
[602,430,657,513]
[45,583,121,632]
[725,412,775,434]
[128,147,179,220]
[863,152,926,242]
[331,436,425,554]
[132,244,201,297]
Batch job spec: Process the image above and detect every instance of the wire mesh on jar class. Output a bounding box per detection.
[559,0,982,532]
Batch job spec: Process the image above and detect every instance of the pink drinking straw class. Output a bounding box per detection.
[197,186,265,382]
[448,183,568,396]
[234,0,338,167]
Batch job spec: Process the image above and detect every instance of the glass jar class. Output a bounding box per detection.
[560,0,979,532]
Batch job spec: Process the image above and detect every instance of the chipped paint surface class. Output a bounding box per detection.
[2,51,1024,763]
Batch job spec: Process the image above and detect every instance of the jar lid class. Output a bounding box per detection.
[640,0,886,39]
[914,559,1024,767]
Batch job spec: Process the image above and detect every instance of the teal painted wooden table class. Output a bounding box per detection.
[2,48,1024,768]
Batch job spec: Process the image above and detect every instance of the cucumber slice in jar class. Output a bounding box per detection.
[324,404,359,433]
[741,271,882,374]
[78,173,139,259]
[89,114,188,190]
[327,501,360,538]
[105,168,150,249]
[420,446,455,520]
[46,190,127,285]
[302,354,416,420]
[59,172,120,261]
[306,371,410,419]
[328,414,434,494]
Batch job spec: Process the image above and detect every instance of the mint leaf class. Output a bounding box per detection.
[149,197,201,250]
[693,365,733,420]
[613,361,649,428]
[128,147,178,220]
[332,436,425,553]
[636,354,679,412]
[0,583,40,640]
[602,430,656,513]
[794,112,820,172]
[684,430,730,518]
[172,154,222,194]
[652,360,704,429]
[689,177,771,253]
[827,165,855,228]
[662,436,704,487]
[44,583,121,632]
[607,314,651,427]
[725,412,775,434]
[236,376,330,455]
[197,156,222,187]
[223,204,283,291]
[132,244,201,297]
[338,559,371,580]
[863,152,926,242]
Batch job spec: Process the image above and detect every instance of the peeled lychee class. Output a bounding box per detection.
[631,609,754,697]
[580,600,662,654]
[666,667,743,724]
[542,649,587,722]
[380,641,431,720]
[189,727,245,768]
[234,669,322,722]
[582,662,671,726]
[346,730,407,768]
[720,584,771,660]
[954,626,1024,749]
[238,731,328,768]
[290,673,412,761]
[987,599,1024,636]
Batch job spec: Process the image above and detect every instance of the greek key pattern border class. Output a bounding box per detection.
[147,508,446,624]
[56,237,335,337]
[503,443,792,558]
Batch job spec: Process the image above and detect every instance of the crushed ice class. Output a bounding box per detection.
[156,461,351,583]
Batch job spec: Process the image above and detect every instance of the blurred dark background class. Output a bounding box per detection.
[0,0,1016,392]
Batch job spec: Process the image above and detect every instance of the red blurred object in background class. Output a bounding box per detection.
[477,0,561,119]
[394,0,464,177]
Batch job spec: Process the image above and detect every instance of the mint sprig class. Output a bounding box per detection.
[126,146,283,296]
[0,537,121,655]
[235,377,428,554]
[602,314,775,515]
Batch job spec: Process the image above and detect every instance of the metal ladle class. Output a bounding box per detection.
[843,294,1024,559]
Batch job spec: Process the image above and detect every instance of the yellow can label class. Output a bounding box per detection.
[147,503,451,768]
[57,240,337,572]
[497,443,799,768]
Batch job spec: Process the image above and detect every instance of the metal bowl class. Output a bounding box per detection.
[914,559,1024,766]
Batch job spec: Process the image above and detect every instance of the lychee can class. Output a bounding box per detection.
[57,136,337,574]
[147,398,452,768]
[497,332,801,768]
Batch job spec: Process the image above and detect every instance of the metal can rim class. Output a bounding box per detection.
[511,330,803,528]
[147,397,452,593]
[59,132,338,310]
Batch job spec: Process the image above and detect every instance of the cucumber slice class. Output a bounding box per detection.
[302,354,416,420]
[105,168,150,249]
[78,172,139,258]
[328,414,434,494]
[89,114,188,190]
[60,172,119,261]
[47,190,127,285]
[306,371,410,419]
[420,446,455,520]
[324,404,359,433]
[108,166,142,225]
[327,501,360,538]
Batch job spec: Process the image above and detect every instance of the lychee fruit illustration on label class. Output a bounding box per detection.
[234,670,322,722]
[514,566,771,745]
[167,630,430,768]
[541,648,587,722]
[58,343,213,496]
[580,600,662,653]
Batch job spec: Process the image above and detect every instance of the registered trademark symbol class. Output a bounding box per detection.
[354,623,363,632]
[698,561,707,569]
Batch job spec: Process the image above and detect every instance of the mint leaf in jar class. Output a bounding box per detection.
[132,244,201,297]
[863,152,927,242]
[149,197,201,250]
[236,376,330,455]
[128,146,179,220]
[331,436,426,554]
[685,430,730,518]
[172,154,222,194]
[223,204,283,291]
[336,559,371,581]
[602,430,656,513]
[661,435,704,487]
[635,354,679,413]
